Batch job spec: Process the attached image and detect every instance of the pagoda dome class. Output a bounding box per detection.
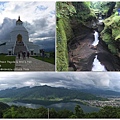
[11,25,28,32]
[11,16,28,33]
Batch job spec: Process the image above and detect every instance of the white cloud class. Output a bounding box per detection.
[0,1,55,49]
[0,72,119,92]
[0,1,55,24]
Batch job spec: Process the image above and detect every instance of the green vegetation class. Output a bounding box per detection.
[1,104,74,118]
[0,86,105,101]
[32,52,55,64]
[85,106,120,118]
[92,1,120,56]
[57,1,120,70]
[0,98,13,102]
[0,102,120,118]
[0,55,15,71]
[90,2,115,16]
[0,86,119,118]
[101,13,120,55]
[56,2,96,71]
[57,2,75,71]
[32,56,55,65]
[0,102,10,111]
[73,2,96,23]
[56,2,76,19]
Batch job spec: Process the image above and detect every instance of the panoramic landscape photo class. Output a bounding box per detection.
[0,1,55,71]
[0,72,120,118]
[57,2,120,71]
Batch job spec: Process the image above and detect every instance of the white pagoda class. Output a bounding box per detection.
[0,16,40,55]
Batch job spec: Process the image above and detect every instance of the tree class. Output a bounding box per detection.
[3,106,19,118]
[0,110,3,118]
[37,107,48,118]
[57,109,73,118]
[98,106,118,118]
[56,2,76,19]
[75,105,84,118]
[85,112,98,118]
[49,108,57,118]
[69,114,77,118]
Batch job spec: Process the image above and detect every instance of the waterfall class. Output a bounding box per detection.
[92,31,99,46]
[92,55,107,71]
[98,16,103,23]
[99,19,103,23]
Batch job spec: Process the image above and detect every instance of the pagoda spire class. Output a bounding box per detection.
[18,16,20,21]
[16,16,23,25]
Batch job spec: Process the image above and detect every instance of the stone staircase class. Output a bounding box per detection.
[14,41,27,54]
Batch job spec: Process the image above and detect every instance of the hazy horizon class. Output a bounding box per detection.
[0,72,119,92]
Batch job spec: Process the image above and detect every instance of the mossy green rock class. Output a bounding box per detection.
[101,14,120,55]
[57,18,74,71]
[56,2,97,71]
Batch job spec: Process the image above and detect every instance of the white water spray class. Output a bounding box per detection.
[99,19,103,23]
[92,31,99,46]
[92,55,107,71]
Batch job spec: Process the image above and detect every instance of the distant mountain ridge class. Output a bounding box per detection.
[0,85,103,100]
[79,88,120,97]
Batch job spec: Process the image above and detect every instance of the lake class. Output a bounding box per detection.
[6,101,100,113]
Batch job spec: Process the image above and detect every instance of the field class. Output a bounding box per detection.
[32,55,55,65]
[0,55,16,71]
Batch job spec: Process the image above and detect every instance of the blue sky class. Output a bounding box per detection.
[0,72,120,92]
[0,1,55,50]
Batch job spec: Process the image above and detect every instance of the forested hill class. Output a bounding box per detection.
[80,88,120,97]
[0,85,103,100]
[0,102,10,111]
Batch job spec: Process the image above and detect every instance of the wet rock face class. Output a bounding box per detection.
[97,52,120,71]
[68,24,120,71]
[70,21,93,37]
[68,26,96,71]
[79,53,96,71]
[98,23,104,32]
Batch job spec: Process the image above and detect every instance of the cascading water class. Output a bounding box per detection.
[99,19,103,23]
[92,31,99,46]
[91,31,107,71]
[98,16,103,23]
[92,55,107,71]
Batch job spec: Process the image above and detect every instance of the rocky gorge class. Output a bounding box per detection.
[57,2,120,71]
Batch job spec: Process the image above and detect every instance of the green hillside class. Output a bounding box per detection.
[0,85,103,101]
[0,102,10,111]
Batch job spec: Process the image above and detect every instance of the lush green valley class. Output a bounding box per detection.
[0,85,120,118]
[0,86,100,118]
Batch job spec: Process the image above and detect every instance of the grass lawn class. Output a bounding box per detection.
[32,56,55,65]
[0,55,16,71]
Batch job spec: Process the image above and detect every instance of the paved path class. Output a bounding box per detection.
[14,57,55,71]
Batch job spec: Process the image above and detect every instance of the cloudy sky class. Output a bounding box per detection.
[0,72,120,92]
[0,1,55,50]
